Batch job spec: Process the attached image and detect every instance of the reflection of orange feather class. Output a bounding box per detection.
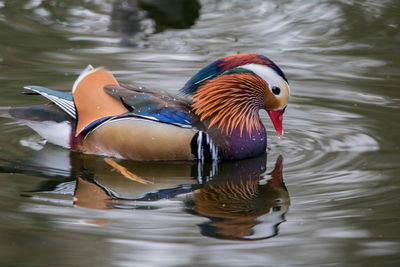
[73,68,129,136]
[193,179,262,218]
[193,73,265,136]
[104,158,153,184]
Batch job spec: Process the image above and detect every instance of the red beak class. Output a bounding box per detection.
[267,108,285,136]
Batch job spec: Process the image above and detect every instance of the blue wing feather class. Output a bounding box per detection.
[104,84,192,127]
[24,85,76,119]
[142,107,191,125]
[25,85,73,101]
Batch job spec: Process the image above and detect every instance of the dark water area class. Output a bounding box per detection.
[0,0,399,266]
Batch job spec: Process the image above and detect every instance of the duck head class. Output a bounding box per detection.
[181,53,290,136]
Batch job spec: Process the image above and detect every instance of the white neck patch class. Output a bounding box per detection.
[240,63,290,94]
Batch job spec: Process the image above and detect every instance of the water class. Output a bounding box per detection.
[1,0,399,266]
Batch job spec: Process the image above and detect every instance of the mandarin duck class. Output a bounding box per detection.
[0,53,290,161]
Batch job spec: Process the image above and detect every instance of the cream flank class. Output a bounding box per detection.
[82,117,197,161]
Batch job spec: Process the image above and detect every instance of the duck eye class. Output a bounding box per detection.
[271,86,281,95]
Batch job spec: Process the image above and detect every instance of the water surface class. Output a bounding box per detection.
[0,0,399,266]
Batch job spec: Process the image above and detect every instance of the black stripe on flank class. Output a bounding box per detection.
[190,131,218,162]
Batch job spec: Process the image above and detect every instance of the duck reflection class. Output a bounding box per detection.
[186,155,289,241]
[73,159,199,209]
[24,150,289,240]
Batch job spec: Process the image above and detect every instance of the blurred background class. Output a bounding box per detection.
[0,0,399,266]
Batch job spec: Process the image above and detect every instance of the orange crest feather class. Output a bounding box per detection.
[192,73,266,136]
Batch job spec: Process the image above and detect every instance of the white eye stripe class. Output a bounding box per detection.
[240,63,290,95]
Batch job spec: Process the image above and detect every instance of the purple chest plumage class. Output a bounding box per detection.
[190,124,267,162]
[219,124,267,161]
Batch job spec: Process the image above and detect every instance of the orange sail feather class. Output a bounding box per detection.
[73,67,129,136]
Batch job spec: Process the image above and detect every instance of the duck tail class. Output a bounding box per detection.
[0,104,72,123]
[0,104,75,149]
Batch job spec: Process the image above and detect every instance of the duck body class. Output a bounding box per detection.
[0,53,290,161]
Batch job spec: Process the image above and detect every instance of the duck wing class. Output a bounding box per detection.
[104,83,194,127]
[23,86,76,119]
